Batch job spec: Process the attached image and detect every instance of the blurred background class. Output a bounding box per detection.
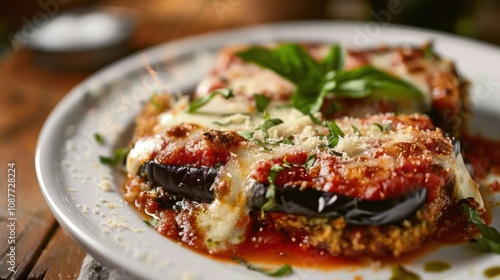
[0,1,499,279]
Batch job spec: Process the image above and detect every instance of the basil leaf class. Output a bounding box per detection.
[320,44,345,73]
[304,154,316,170]
[238,44,428,116]
[331,66,426,105]
[237,44,324,115]
[351,125,362,136]
[373,123,384,132]
[236,43,322,92]
[308,113,324,125]
[282,136,294,145]
[188,89,234,113]
[238,130,254,140]
[459,203,500,253]
[260,118,284,139]
[326,120,344,148]
[99,147,130,166]
[254,94,270,112]
[231,256,293,277]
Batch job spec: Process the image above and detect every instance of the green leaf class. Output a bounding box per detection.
[304,154,316,170]
[254,94,270,112]
[143,218,159,228]
[236,43,322,92]
[94,133,105,145]
[320,44,345,73]
[231,256,293,277]
[351,125,361,136]
[385,121,393,132]
[282,136,294,145]
[308,113,324,125]
[188,89,234,113]
[326,120,344,148]
[261,163,290,218]
[459,203,500,253]
[238,130,254,140]
[236,44,324,115]
[330,66,426,105]
[99,147,130,166]
[260,118,284,138]
[373,123,384,132]
[237,44,428,116]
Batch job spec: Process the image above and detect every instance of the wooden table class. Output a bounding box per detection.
[0,1,330,278]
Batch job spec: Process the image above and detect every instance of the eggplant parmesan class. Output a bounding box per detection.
[124,43,485,261]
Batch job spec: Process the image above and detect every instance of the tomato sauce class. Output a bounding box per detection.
[462,133,500,182]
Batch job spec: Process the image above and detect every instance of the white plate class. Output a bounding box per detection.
[36,21,500,280]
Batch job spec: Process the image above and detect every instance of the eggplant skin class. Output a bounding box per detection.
[139,161,217,203]
[250,183,427,225]
[140,161,427,226]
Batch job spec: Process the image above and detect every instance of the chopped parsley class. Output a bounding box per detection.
[261,159,291,218]
[231,256,293,277]
[238,112,284,150]
[188,88,234,113]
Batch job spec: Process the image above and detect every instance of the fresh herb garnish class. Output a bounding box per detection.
[188,88,234,113]
[99,147,130,166]
[372,122,392,133]
[304,154,316,170]
[260,112,284,139]
[143,218,159,228]
[308,113,324,125]
[459,203,500,253]
[236,43,427,115]
[238,112,284,150]
[281,136,294,145]
[385,121,393,132]
[326,120,344,148]
[261,160,290,218]
[373,123,384,132]
[351,125,361,136]
[254,94,271,112]
[94,133,105,145]
[231,256,293,277]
